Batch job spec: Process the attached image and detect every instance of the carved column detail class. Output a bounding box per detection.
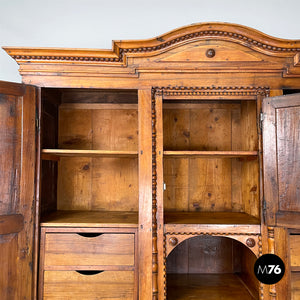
[268,227,276,300]
[152,90,158,300]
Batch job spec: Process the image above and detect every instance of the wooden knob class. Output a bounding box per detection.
[246,238,256,248]
[206,49,216,58]
[169,237,178,246]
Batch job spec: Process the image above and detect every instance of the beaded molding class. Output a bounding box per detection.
[10,29,300,63]
[152,89,159,300]
[153,86,270,98]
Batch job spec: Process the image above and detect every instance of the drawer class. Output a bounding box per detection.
[291,272,300,300]
[43,270,134,299]
[290,235,300,267]
[44,232,134,267]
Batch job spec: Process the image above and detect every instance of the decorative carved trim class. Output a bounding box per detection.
[165,231,260,236]
[153,86,270,98]
[118,29,300,58]
[152,90,158,300]
[10,54,121,63]
[267,227,276,300]
[5,23,300,65]
[163,231,262,299]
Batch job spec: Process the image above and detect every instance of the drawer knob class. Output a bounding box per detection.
[246,238,256,248]
[169,237,178,246]
[76,270,104,275]
[206,48,216,58]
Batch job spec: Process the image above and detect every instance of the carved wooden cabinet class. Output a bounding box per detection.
[0,23,300,300]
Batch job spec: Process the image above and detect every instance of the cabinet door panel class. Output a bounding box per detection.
[0,81,37,299]
[263,93,300,226]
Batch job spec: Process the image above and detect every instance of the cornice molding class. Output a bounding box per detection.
[4,22,300,65]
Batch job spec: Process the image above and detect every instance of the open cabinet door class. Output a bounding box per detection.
[0,81,38,299]
[262,93,300,227]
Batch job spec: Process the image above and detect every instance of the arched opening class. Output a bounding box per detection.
[166,235,259,299]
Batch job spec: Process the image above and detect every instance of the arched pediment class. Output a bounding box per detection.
[3,22,300,83]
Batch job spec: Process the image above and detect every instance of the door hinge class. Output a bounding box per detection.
[36,117,40,131]
[35,108,40,132]
[259,112,264,132]
[262,197,267,224]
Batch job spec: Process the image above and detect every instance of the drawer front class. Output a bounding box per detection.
[44,233,134,267]
[43,270,134,299]
[290,235,300,267]
[291,272,300,300]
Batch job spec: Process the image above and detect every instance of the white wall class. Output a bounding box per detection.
[1,0,300,83]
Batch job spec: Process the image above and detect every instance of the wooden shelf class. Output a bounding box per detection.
[164,212,260,234]
[40,210,138,228]
[163,150,258,158]
[164,211,260,225]
[41,149,138,160]
[167,273,258,300]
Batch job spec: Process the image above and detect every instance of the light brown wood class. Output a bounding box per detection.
[263,94,300,227]
[164,211,260,225]
[57,156,138,211]
[163,150,258,157]
[164,157,259,216]
[58,105,138,151]
[0,83,37,300]
[291,272,300,300]
[43,270,135,299]
[44,232,134,268]
[290,235,300,268]
[42,149,138,158]
[0,214,24,235]
[166,274,258,300]
[2,23,300,300]
[40,210,138,227]
[138,89,153,300]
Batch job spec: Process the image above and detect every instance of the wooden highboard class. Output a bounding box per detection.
[1,22,300,300]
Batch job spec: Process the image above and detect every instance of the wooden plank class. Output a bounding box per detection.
[262,97,279,226]
[274,227,290,300]
[163,150,258,157]
[17,85,37,300]
[40,210,138,227]
[58,106,138,151]
[163,107,190,150]
[242,159,259,218]
[60,103,138,110]
[43,270,135,300]
[164,211,260,225]
[0,214,24,234]
[44,233,134,267]
[163,157,189,211]
[57,157,138,212]
[42,149,138,158]
[0,80,25,96]
[187,236,235,273]
[276,105,300,212]
[155,92,165,300]
[189,158,232,212]
[58,108,92,149]
[166,274,258,299]
[190,106,232,151]
[92,108,138,151]
[240,101,258,151]
[138,89,153,300]
[165,223,260,235]
[291,272,300,300]
[290,235,300,267]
